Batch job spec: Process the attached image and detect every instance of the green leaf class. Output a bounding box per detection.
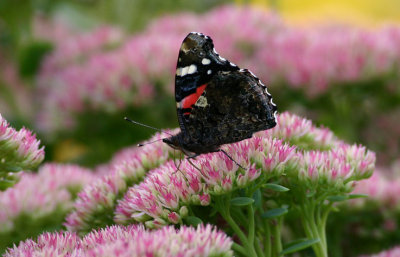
[253,189,262,209]
[4,165,22,172]
[230,197,254,206]
[280,238,320,255]
[283,238,310,249]
[261,207,288,219]
[184,216,203,226]
[327,195,348,202]
[0,179,16,191]
[263,183,290,192]
[348,194,369,199]
[18,41,53,78]
[331,206,340,212]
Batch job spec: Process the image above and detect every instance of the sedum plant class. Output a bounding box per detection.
[61,112,375,257]
[5,224,233,257]
[0,114,44,190]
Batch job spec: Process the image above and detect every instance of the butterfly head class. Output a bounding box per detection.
[176,32,237,78]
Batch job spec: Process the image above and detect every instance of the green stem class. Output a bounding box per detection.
[248,204,255,246]
[216,197,258,257]
[271,218,283,256]
[320,203,333,251]
[232,243,247,256]
[299,200,328,257]
[255,237,266,257]
[264,219,271,257]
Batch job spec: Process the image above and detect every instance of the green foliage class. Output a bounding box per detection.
[18,41,53,78]
[51,95,176,167]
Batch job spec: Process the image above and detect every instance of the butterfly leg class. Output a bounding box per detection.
[218,149,245,169]
[172,150,186,177]
[186,154,202,171]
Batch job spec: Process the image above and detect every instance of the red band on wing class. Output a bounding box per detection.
[182,84,207,110]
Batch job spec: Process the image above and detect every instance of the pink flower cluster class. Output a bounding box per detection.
[35,5,400,134]
[5,224,233,257]
[65,132,174,233]
[257,111,339,150]
[298,144,375,189]
[0,114,45,172]
[39,26,124,74]
[0,164,95,232]
[114,112,374,228]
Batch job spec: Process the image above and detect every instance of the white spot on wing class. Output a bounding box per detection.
[177,65,197,77]
[188,64,197,74]
[229,62,237,67]
[202,58,211,65]
[218,55,226,62]
[207,70,212,75]
[181,66,189,76]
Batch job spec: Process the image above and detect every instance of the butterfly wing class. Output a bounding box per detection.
[164,32,277,155]
[174,32,238,135]
[179,68,277,154]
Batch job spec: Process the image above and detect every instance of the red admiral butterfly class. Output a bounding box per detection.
[162,32,277,158]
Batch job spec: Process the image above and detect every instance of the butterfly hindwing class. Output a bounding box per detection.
[180,68,277,153]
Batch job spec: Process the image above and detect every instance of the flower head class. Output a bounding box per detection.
[258,111,339,150]
[0,164,94,233]
[65,132,174,233]
[0,114,44,175]
[5,224,233,257]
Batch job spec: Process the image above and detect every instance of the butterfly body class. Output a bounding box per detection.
[163,32,277,157]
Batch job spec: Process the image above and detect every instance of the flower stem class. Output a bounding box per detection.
[299,200,328,257]
[254,237,266,257]
[271,217,283,256]
[216,197,258,257]
[263,219,271,257]
[232,243,247,255]
[248,204,255,245]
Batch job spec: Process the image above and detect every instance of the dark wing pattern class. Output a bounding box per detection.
[178,68,277,154]
[163,32,277,156]
[174,32,238,135]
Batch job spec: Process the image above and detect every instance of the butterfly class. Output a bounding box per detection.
[162,32,277,159]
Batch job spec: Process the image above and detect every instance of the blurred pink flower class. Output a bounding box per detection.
[5,224,233,257]
[35,5,400,134]
[0,163,95,232]
[351,160,400,209]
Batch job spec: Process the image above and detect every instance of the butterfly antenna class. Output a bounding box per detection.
[124,117,173,137]
[219,149,245,169]
[137,138,164,147]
